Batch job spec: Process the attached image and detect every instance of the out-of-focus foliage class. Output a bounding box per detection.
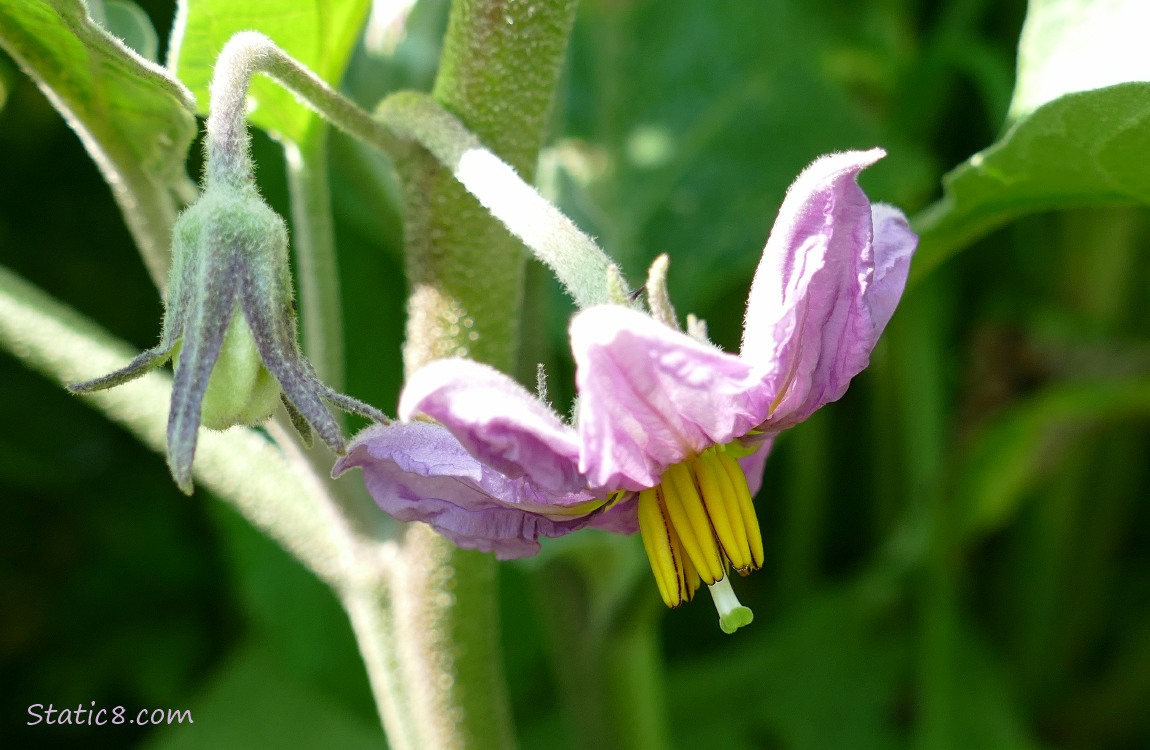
[2,1,1150,750]
[0,0,195,281]
[1009,0,1150,120]
[169,0,371,144]
[913,82,1150,282]
[914,0,1150,282]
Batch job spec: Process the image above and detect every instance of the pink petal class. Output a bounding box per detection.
[399,358,585,493]
[741,149,916,430]
[334,422,602,559]
[571,306,772,491]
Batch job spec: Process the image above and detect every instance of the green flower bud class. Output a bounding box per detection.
[180,313,281,430]
[69,182,388,494]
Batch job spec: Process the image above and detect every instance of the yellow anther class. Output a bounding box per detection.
[694,449,753,572]
[662,463,725,584]
[638,488,678,607]
[679,533,701,603]
[716,449,763,570]
[637,487,696,607]
[638,451,763,610]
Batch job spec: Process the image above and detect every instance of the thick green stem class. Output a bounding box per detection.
[379,1,577,748]
[284,132,345,390]
[401,0,579,370]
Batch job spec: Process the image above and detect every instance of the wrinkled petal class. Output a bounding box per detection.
[334,422,601,559]
[865,203,917,335]
[741,148,916,429]
[400,359,584,493]
[571,306,772,491]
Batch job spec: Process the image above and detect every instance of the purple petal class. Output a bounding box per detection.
[740,149,916,430]
[399,358,584,493]
[570,306,772,492]
[735,436,774,497]
[866,203,917,334]
[586,494,640,535]
[334,422,602,559]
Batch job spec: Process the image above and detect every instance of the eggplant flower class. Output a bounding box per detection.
[335,148,916,632]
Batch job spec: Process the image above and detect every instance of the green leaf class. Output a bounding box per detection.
[910,0,1150,284]
[97,0,160,62]
[954,378,1150,540]
[911,82,1150,284]
[1010,0,1150,122]
[168,0,371,145]
[0,0,197,285]
[922,615,1044,750]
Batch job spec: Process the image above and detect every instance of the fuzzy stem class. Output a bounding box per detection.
[377,92,622,309]
[284,133,345,390]
[208,32,620,311]
[205,32,402,190]
[0,264,360,589]
[381,1,578,748]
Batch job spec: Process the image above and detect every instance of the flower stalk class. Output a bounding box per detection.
[341,1,580,748]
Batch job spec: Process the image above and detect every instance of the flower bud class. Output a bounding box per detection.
[70,181,389,493]
[184,313,281,429]
[166,186,287,431]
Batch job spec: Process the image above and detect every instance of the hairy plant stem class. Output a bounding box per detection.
[0,264,360,588]
[206,32,401,188]
[364,1,577,748]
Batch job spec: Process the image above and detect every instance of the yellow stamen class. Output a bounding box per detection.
[679,536,701,603]
[637,488,696,607]
[693,449,753,573]
[635,447,763,621]
[716,448,764,569]
[661,463,725,584]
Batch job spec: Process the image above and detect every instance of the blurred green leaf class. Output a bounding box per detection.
[1010,0,1150,121]
[911,82,1150,283]
[911,0,1150,286]
[89,0,160,62]
[558,1,933,320]
[168,0,370,145]
[955,377,1150,540]
[925,617,1044,750]
[142,645,383,750]
[0,0,196,282]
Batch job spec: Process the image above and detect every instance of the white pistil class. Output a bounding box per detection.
[708,577,753,634]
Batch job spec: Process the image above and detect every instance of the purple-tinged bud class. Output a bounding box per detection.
[70,182,388,494]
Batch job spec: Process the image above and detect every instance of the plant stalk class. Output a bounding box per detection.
[380,1,578,748]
